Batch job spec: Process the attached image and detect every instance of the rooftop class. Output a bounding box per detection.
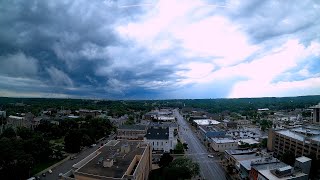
[118,125,147,131]
[145,127,169,140]
[211,138,237,144]
[75,140,146,179]
[276,130,305,141]
[149,122,178,128]
[194,119,220,125]
[310,103,320,109]
[225,149,256,155]
[199,125,223,133]
[259,168,306,180]
[239,138,259,145]
[295,156,311,163]
[8,115,24,120]
[240,157,281,171]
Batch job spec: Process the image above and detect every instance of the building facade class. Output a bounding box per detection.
[268,126,320,160]
[210,138,238,152]
[117,125,147,140]
[310,103,320,124]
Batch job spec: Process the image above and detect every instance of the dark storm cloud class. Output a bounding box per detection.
[0,0,184,98]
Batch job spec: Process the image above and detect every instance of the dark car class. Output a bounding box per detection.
[42,173,46,177]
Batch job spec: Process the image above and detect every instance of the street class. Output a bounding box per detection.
[39,135,115,180]
[173,109,229,180]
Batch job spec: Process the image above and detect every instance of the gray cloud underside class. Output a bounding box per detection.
[0,0,319,99]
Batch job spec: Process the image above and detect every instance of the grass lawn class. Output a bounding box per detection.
[49,137,64,145]
[31,159,61,175]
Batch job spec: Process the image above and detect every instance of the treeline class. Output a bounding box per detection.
[0,117,114,179]
[1,95,320,117]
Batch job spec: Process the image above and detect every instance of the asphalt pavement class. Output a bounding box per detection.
[173,109,230,180]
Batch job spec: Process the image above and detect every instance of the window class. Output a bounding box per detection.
[157,142,159,146]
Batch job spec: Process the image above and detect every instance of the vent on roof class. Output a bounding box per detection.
[157,133,159,135]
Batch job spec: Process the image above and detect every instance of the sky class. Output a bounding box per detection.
[0,0,319,99]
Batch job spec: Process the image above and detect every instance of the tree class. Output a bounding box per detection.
[260,138,267,148]
[17,127,33,140]
[64,129,82,153]
[164,157,200,179]
[183,143,189,150]
[174,141,184,154]
[158,153,173,167]
[280,151,295,166]
[1,127,16,139]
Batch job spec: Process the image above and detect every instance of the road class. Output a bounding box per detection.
[39,135,115,180]
[173,109,229,180]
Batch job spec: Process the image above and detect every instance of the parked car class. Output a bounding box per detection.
[48,169,52,174]
[208,154,214,158]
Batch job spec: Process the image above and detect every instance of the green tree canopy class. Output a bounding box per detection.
[164,157,200,179]
[158,153,173,167]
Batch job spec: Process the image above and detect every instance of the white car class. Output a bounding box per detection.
[208,154,214,158]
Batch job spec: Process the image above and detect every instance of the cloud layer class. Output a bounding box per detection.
[0,0,319,99]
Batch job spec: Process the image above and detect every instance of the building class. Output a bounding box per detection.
[210,138,238,152]
[193,119,221,126]
[199,125,226,140]
[0,111,6,119]
[236,120,251,127]
[248,156,310,180]
[144,127,177,152]
[268,126,320,159]
[310,103,320,124]
[78,109,102,118]
[240,156,282,180]
[223,120,238,129]
[63,140,151,180]
[117,125,147,140]
[7,115,29,129]
[225,149,258,169]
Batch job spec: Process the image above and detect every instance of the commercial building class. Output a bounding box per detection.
[268,126,320,160]
[63,140,151,180]
[199,125,226,140]
[210,138,238,152]
[117,125,147,140]
[225,149,259,170]
[144,127,177,152]
[310,103,320,124]
[193,119,220,126]
[251,156,311,180]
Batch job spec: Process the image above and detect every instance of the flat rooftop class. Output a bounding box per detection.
[276,130,305,141]
[259,168,306,180]
[194,119,220,125]
[296,156,311,163]
[75,140,146,179]
[118,125,147,131]
[199,125,223,132]
[225,149,256,155]
[211,138,237,144]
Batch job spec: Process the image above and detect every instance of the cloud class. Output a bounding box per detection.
[0,52,38,77]
[0,0,319,99]
[46,67,74,87]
